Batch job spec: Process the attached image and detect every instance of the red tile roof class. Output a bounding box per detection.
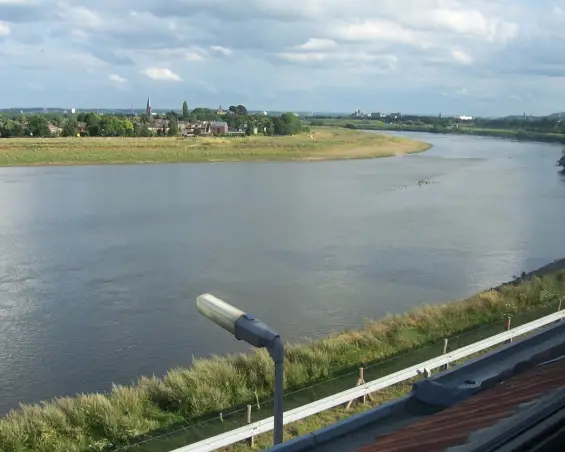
[357,358,565,452]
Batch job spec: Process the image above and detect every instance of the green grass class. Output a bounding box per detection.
[0,128,430,167]
[1,265,564,452]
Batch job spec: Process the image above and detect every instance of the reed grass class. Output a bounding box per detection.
[0,128,430,167]
[1,265,564,451]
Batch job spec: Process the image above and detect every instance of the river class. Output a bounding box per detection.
[0,132,564,414]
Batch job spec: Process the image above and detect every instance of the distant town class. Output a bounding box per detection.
[0,98,304,138]
[1,97,565,140]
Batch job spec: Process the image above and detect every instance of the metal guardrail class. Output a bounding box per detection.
[171,309,565,452]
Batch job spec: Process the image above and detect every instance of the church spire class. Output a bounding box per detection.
[146,96,151,116]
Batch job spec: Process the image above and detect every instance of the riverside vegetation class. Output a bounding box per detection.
[312,118,565,144]
[0,128,429,166]
[1,263,564,452]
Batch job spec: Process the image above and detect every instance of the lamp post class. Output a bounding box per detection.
[196,293,285,445]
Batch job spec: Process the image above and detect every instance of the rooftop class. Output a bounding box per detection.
[268,321,565,452]
[360,357,565,452]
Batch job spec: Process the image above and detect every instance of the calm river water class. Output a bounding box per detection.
[1,132,564,414]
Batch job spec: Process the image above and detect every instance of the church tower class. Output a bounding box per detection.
[146,97,152,116]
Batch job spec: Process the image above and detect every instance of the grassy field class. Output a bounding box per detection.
[0,128,430,167]
[0,261,564,452]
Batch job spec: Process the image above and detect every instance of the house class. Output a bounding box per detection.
[177,121,191,131]
[210,121,228,135]
[77,122,87,134]
[147,118,169,134]
[48,123,62,135]
[180,121,212,137]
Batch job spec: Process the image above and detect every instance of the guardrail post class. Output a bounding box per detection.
[246,405,254,447]
[254,390,260,409]
[345,367,370,409]
[360,368,367,404]
[442,338,449,371]
[505,315,512,343]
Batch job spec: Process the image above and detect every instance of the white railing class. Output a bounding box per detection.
[172,309,565,452]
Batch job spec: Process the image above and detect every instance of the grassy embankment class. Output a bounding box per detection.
[1,262,564,452]
[314,119,565,144]
[0,128,430,167]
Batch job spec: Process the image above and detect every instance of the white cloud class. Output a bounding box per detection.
[185,51,205,62]
[141,67,182,81]
[452,49,473,65]
[333,19,426,48]
[297,38,337,50]
[109,74,127,83]
[210,45,233,56]
[59,6,104,29]
[0,21,10,37]
[278,52,328,62]
[277,50,398,71]
[430,9,493,38]
[70,29,88,40]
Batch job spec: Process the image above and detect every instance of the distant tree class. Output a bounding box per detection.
[0,119,25,137]
[62,117,78,137]
[123,120,134,136]
[99,116,129,137]
[232,115,245,130]
[236,104,248,116]
[264,120,274,136]
[26,115,51,137]
[245,121,255,136]
[273,112,302,135]
[48,114,65,127]
[84,112,101,136]
[166,111,179,121]
[168,118,179,136]
[135,124,152,137]
[191,108,218,121]
[182,101,189,119]
[228,105,237,114]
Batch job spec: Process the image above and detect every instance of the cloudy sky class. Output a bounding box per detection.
[0,0,564,116]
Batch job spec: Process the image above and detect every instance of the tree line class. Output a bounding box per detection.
[310,113,565,135]
[0,103,305,138]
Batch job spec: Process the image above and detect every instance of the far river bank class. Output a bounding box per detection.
[0,127,429,166]
[312,119,565,145]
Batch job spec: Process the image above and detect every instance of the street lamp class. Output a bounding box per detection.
[196,293,285,445]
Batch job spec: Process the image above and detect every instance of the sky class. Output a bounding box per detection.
[0,0,564,116]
